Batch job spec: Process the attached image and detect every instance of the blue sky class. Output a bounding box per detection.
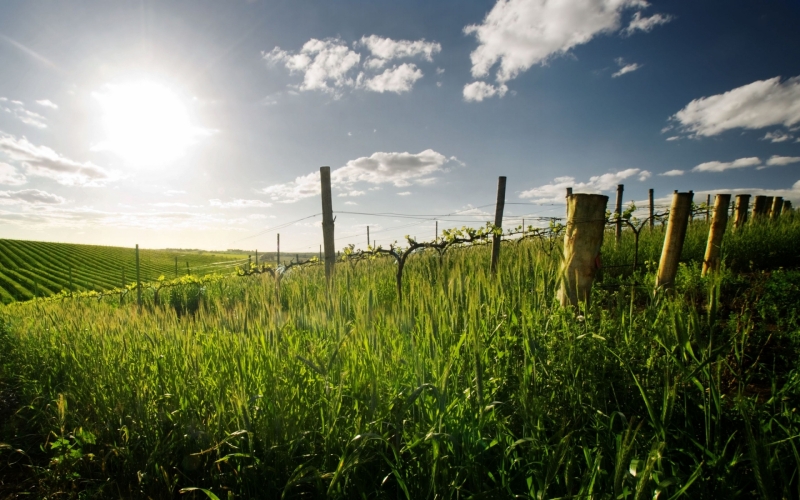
[0,0,798,252]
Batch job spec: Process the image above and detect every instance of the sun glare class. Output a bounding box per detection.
[94,81,199,167]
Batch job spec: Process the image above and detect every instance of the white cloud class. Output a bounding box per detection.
[623,11,674,35]
[359,35,441,69]
[209,199,273,209]
[361,63,423,93]
[464,0,660,86]
[659,169,684,176]
[666,136,680,141]
[35,99,58,109]
[762,131,794,143]
[265,35,439,96]
[264,38,361,94]
[260,171,321,203]
[612,57,642,78]
[0,188,64,205]
[766,155,800,167]
[2,99,47,128]
[261,149,454,203]
[150,202,200,208]
[638,170,651,181]
[671,76,800,137]
[338,190,365,197]
[692,157,761,173]
[0,134,115,186]
[520,168,646,202]
[397,191,411,196]
[463,81,508,102]
[344,201,358,205]
[0,162,26,185]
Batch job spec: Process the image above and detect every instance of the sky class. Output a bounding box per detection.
[0,0,799,253]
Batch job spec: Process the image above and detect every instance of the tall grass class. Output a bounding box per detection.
[0,216,799,498]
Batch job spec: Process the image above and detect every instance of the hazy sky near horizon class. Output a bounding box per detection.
[0,0,799,252]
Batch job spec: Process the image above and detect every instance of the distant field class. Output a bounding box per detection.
[0,239,252,303]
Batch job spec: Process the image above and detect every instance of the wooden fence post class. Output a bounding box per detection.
[136,244,142,309]
[490,176,507,276]
[751,195,767,224]
[770,196,783,220]
[566,187,573,219]
[615,184,624,243]
[320,166,336,283]
[255,250,258,268]
[705,194,711,221]
[367,226,370,248]
[655,192,693,290]
[248,255,252,270]
[702,194,731,276]
[649,188,654,230]
[277,233,280,267]
[734,194,750,229]
[319,244,322,262]
[558,193,608,307]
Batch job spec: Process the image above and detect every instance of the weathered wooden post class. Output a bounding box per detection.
[559,193,608,307]
[655,192,693,290]
[566,187,573,219]
[248,255,252,270]
[615,184,624,244]
[734,194,750,229]
[702,194,730,276]
[770,196,783,220]
[435,220,438,242]
[490,176,507,276]
[320,166,336,283]
[277,233,280,267]
[648,188,654,230]
[367,226,370,248]
[136,244,142,309]
[319,244,322,262]
[255,250,258,269]
[751,195,767,224]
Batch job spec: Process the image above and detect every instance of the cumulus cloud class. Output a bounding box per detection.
[35,99,58,109]
[209,199,273,209]
[0,188,64,205]
[692,157,761,173]
[463,81,508,102]
[766,155,800,167]
[0,162,26,185]
[359,35,441,69]
[463,0,666,90]
[361,63,423,93]
[638,170,652,181]
[612,57,642,78]
[659,169,684,176]
[520,168,648,202]
[671,76,800,138]
[264,35,440,96]
[762,131,794,143]
[264,38,361,94]
[397,191,412,196]
[261,149,455,203]
[2,98,47,128]
[0,134,114,186]
[623,11,674,35]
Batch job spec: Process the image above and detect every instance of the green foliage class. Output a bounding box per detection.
[0,239,251,304]
[0,217,799,498]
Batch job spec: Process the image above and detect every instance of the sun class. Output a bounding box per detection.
[93,81,200,167]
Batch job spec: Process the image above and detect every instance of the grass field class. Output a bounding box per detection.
[0,240,254,304]
[0,216,799,498]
